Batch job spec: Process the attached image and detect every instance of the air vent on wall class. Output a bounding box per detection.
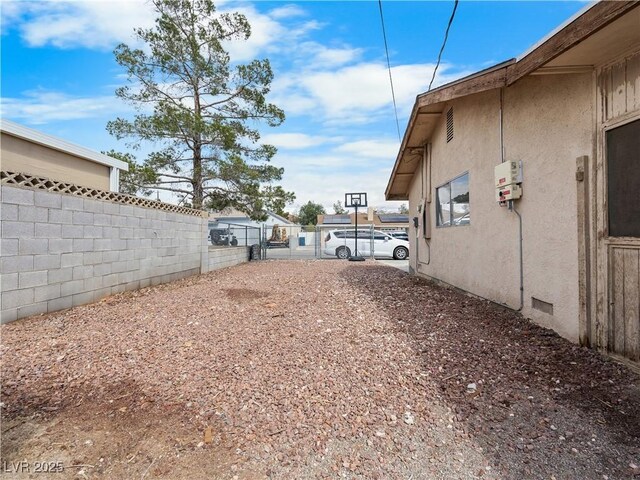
[446,107,454,143]
[532,297,554,315]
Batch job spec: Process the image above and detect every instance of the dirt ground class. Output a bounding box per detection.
[2,260,639,479]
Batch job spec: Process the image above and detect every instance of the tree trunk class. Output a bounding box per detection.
[193,144,203,210]
[193,77,203,210]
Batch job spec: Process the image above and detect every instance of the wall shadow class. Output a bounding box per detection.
[339,264,640,479]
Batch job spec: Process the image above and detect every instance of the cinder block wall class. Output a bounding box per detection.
[208,246,250,271]
[1,185,207,323]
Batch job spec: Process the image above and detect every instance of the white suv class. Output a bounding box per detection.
[324,229,409,260]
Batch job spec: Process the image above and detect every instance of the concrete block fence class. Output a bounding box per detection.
[1,184,249,323]
[208,246,251,271]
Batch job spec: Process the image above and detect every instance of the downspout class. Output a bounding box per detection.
[109,167,120,192]
[501,87,524,312]
[509,201,524,311]
[414,153,421,273]
[499,89,505,163]
[418,144,431,270]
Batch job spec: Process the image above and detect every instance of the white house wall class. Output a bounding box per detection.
[409,72,594,341]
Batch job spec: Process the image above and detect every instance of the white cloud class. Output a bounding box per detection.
[271,62,470,126]
[4,0,155,49]
[261,133,339,150]
[270,143,403,213]
[335,139,400,159]
[217,4,320,62]
[282,167,403,214]
[220,4,288,61]
[269,4,307,20]
[2,0,315,59]
[293,42,363,69]
[274,153,383,171]
[0,1,23,30]
[0,90,128,124]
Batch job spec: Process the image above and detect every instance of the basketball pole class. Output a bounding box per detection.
[346,193,366,262]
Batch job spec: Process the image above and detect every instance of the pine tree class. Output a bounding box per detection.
[107,0,294,217]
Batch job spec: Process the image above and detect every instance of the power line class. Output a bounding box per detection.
[378,0,401,142]
[428,0,459,92]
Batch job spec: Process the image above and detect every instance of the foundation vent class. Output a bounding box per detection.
[446,107,454,143]
[532,297,554,315]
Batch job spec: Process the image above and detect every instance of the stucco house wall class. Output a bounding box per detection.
[1,133,112,191]
[0,120,127,192]
[409,72,593,341]
[393,2,640,358]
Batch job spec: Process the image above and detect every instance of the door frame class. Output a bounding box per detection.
[593,111,640,354]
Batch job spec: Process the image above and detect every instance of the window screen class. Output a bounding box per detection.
[607,119,640,237]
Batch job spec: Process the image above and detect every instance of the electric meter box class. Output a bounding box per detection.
[494,161,520,188]
[495,183,523,202]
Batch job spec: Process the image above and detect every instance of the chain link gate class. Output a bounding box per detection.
[207,220,262,260]
[261,224,319,260]
[260,224,379,260]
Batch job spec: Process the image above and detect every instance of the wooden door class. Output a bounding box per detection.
[593,52,640,362]
[605,119,640,361]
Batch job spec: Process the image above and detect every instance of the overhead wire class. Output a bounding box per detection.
[428,0,459,91]
[378,0,402,142]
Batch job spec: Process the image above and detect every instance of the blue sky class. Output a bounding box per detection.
[1,0,588,213]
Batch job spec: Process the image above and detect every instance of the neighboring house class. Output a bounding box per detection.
[318,208,409,232]
[385,2,640,362]
[210,208,293,228]
[1,120,128,192]
[209,208,297,246]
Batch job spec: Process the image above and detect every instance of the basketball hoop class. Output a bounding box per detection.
[345,192,368,262]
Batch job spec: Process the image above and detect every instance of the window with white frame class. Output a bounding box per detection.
[436,172,470,227]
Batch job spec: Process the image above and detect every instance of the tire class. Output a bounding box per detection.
[249,244,261,261]
[336,246,351,260]
[231,237,238,247]
[393,246,408,260]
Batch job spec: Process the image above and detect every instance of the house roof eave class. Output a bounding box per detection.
[385,0,640,201]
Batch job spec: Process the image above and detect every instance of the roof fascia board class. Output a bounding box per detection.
[417,61,512,108]
[516,1,598,61]
[506,1,640,85]
[266,210,292,224]
[0,119,129,171]
[418,58,515,107]
[384,100,422,199]
[415,2,639,105]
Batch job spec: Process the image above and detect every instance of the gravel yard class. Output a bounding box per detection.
[2,260,640,479]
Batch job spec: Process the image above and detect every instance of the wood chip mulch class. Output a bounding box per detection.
[2,260,639,479]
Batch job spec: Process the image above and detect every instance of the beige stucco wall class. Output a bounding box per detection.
[1,133,111,190]
[409,73,594,341]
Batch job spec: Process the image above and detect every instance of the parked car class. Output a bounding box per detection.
[209,228,238,246]
[454,213,470,226]
[388,231,409,241]
[324,229,409,260]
